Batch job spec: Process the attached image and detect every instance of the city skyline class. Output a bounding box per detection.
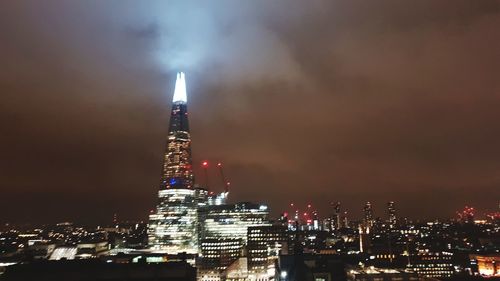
[1,1,500,224]
[0,2,499,281]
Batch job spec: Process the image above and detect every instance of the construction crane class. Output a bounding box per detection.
[202,161,210,192]
[217,162,230,193]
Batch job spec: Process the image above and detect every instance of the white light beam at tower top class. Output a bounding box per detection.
[172,72,187,103]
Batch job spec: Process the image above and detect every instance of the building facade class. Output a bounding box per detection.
[388,201,397,228]
[149,188,208,254]
[364,202,374,228]
[247,225,288,272]
[199,203,270,271]
[148,72,208,254]
[160,72,194,190]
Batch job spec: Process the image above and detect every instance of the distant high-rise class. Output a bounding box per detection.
[342,210,349,228]
[359,224,371,253]
[148,72,207,254]
[363,202,374,227]
[333,201,341,230]
[387,201,397,228]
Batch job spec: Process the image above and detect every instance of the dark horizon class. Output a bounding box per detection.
[1,1,500,225]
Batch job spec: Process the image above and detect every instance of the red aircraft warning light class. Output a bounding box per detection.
[202,161,209,190]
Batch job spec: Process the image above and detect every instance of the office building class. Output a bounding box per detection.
[247,225,288,272]
[388,201,397,228]
[199,203,270,271]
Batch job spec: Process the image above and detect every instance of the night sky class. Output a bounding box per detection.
[1,1,499,225]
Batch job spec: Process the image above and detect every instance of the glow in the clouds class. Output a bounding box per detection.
[172,72,187,103]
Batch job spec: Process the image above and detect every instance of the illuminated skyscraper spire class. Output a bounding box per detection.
[149,72,204,254]
[172,72,187,103]
[160,72,194,189]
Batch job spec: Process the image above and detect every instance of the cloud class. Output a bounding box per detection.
[0,0,499,223]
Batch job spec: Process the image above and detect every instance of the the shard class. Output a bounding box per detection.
[160,72,194,189]
[148,72,207,254]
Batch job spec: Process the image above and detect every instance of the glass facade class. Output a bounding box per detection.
[199,203,270,243]
[388,201,397,228]
[199,203,270,270]
[148,188,207,253]
[160,100,194,190]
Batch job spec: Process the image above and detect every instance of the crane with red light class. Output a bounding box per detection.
[217,162,230,193]
[200,160,231,205]
[201,161,210,192]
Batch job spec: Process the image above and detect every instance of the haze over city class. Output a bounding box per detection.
[1,0,500,225]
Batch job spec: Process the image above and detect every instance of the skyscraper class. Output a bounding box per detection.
[148,72,208,254]
[387,201,397,228]
[363,201,374,227]
[160,72,194,190]
[333,201,342,230]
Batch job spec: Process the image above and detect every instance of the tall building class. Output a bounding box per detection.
[199,203,270,244]
[247,225,288,272]
[148,72,208,254]
[160,72,194,190]
[359,224,371,253]
[363,202,374,227]
[330,201,342,231]
[198,203,270,270]
[342,210,349,228]
[387,201,397,228]
[148,188,207,254]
